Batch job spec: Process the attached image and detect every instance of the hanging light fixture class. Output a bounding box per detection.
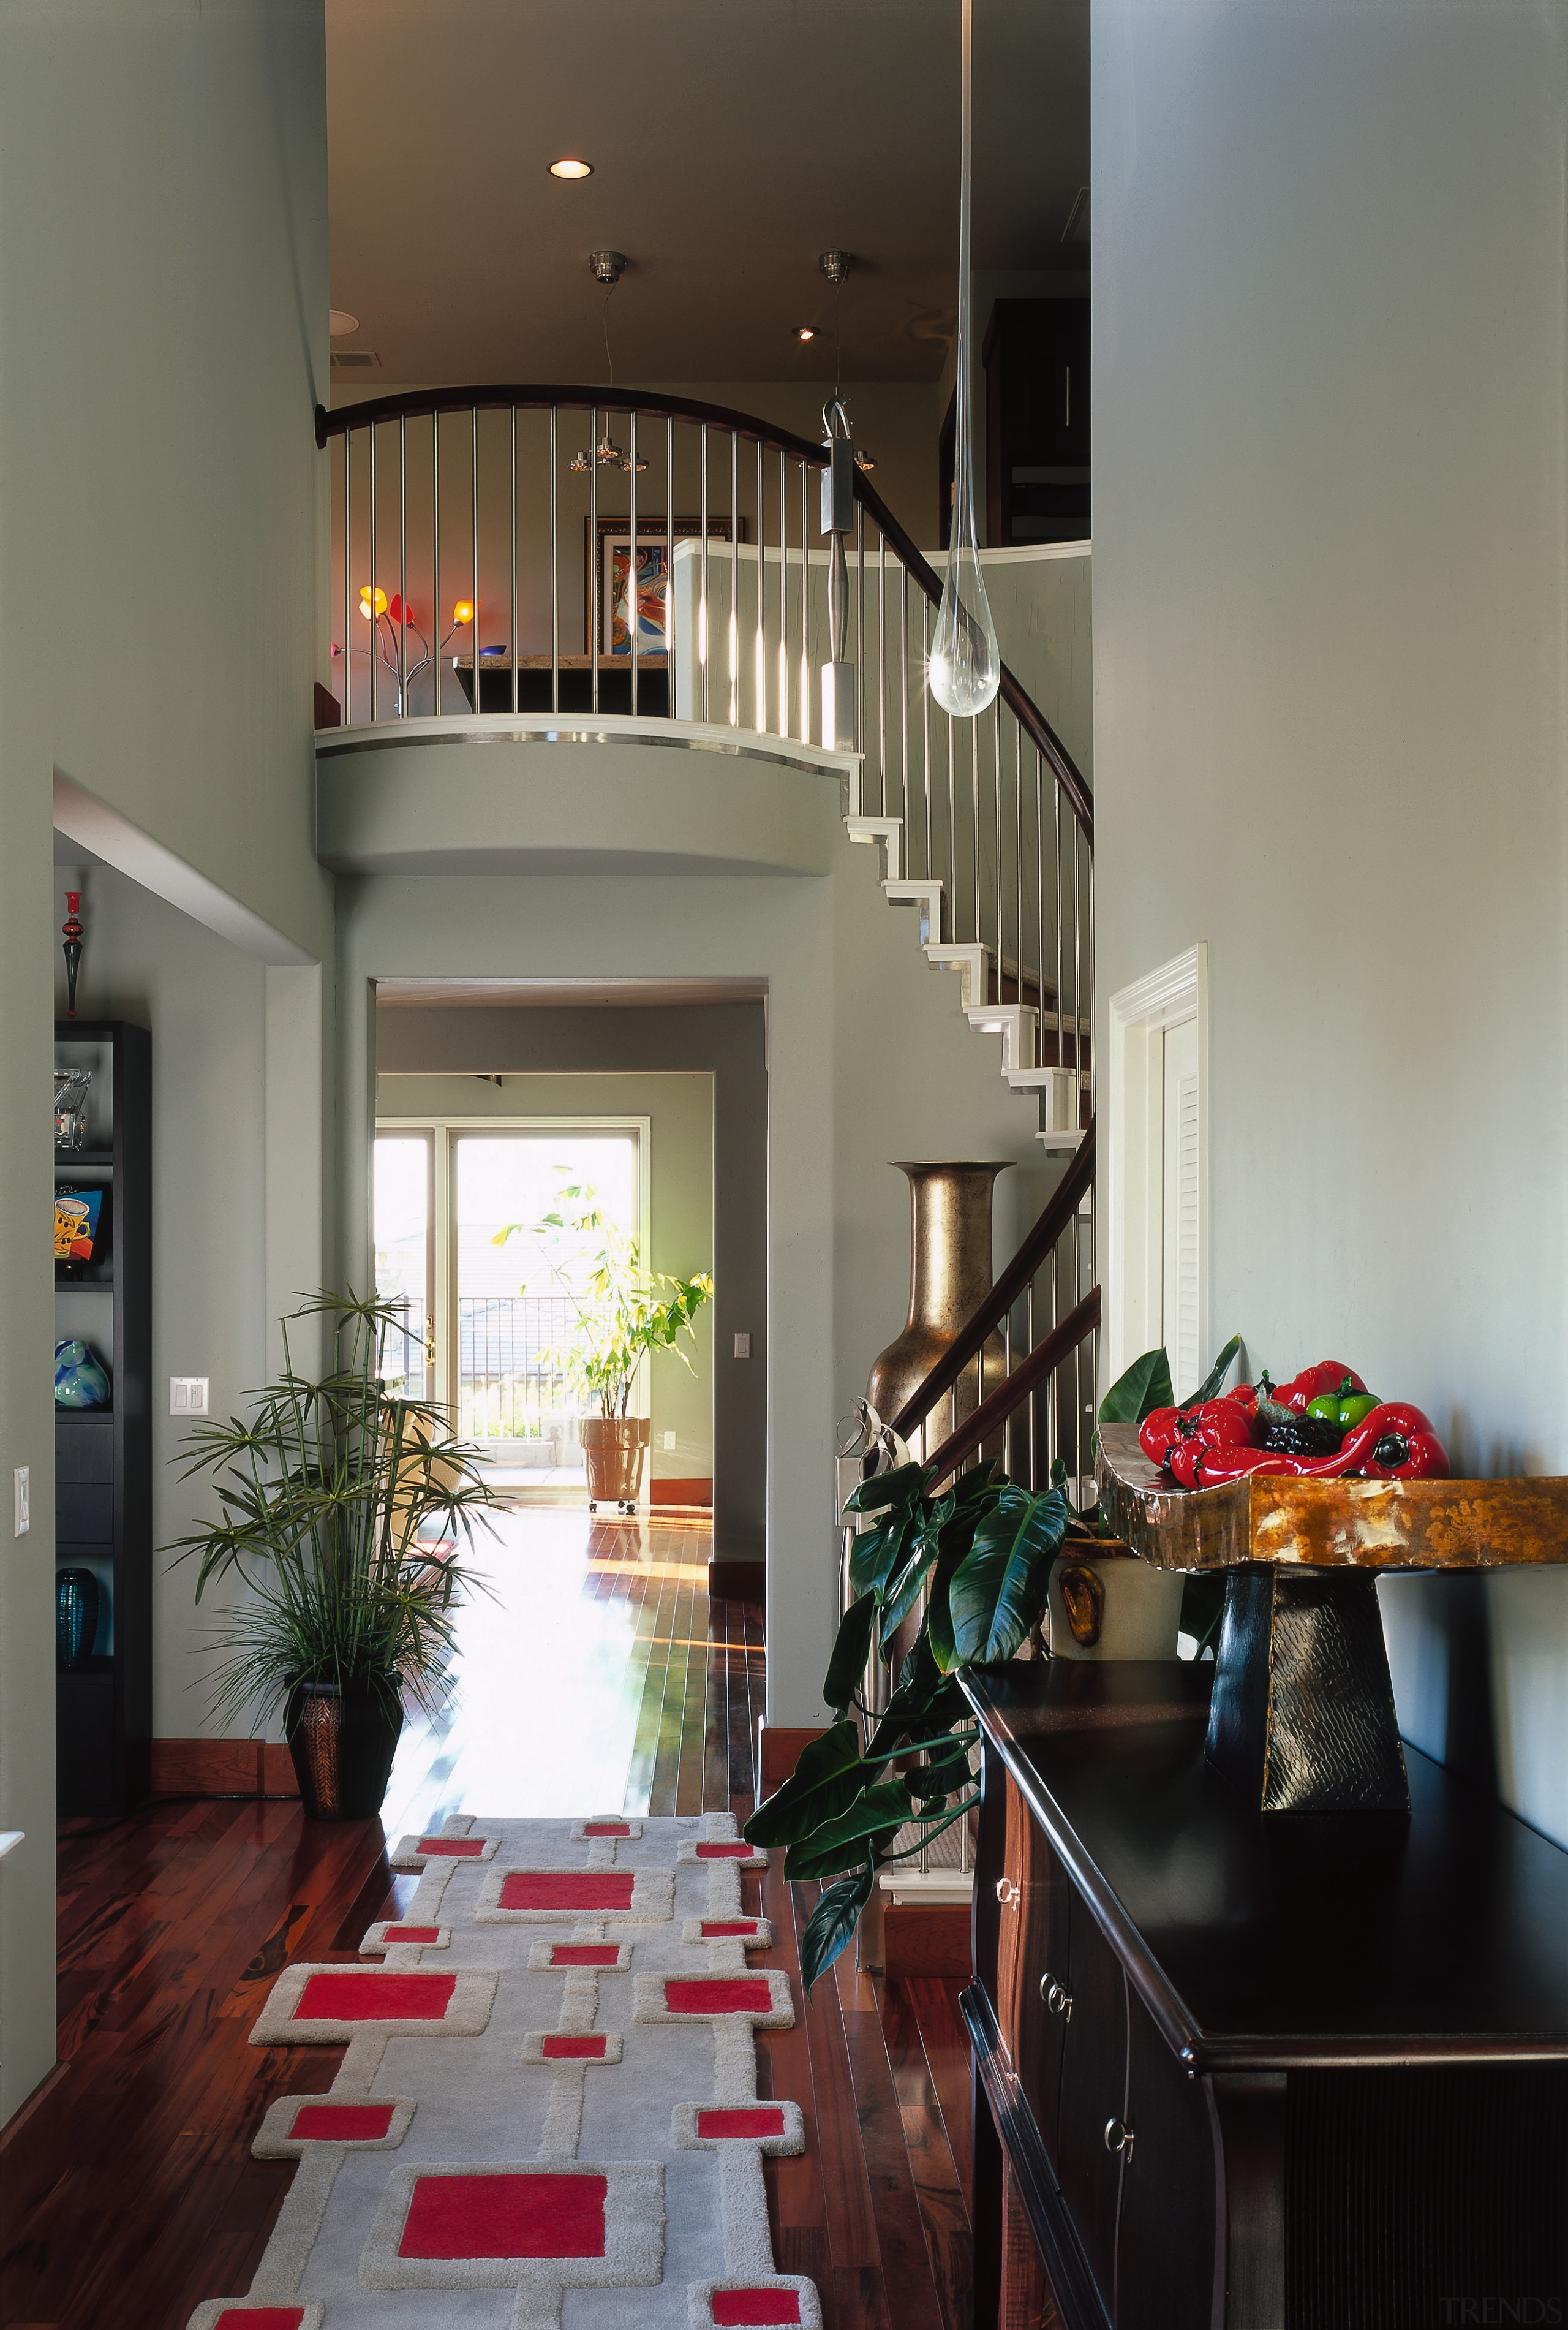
[569,251,646,471]
[929,0,1000,718]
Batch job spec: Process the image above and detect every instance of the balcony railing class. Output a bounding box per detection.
[318,386,1093,1132]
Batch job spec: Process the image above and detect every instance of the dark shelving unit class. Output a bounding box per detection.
[55,1019,151,1814]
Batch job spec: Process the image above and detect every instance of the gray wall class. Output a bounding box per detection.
[377,1004,767,1553]
[0,0,329,2120]
[1093,0,1568,1846]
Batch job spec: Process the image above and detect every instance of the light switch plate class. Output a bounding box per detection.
[733,1333,752,1359]
[13,1467,29,1537]
[170,1377,209,1417]
[662,1430,677,1450]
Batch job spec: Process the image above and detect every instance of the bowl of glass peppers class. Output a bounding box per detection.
[1137,1360,1449,1491]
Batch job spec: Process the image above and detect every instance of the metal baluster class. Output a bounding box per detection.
[550,407,559,715]
[855,498,864,763]
[399,415,407,719]
[630,409,639,719]
[342,428,352,722]
[876,531,886,818]
[1073,820,1082,1119]
[778,450,788,737]
[470,406,480,717]
[900,567,909,853]
[1026,1279,1036,1486]
[1054,772,1063,1106]
[699,425,709,725]
[432,413,442,717]
[993,702,1004,1014]
[922,600,933,896]
[755,436,765,732]
[590,403,599,716]
[666,415,675,717]
[799,460,809,742]
[729,429,739,727]
[510,405,518,714]
[1014,724,1025,1054]
[971,716,981,954]
[1072,1201,1082,1490]
[946,715,957,939]
[368,422,377,722]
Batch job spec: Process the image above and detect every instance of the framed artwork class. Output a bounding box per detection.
[587,515,744,656]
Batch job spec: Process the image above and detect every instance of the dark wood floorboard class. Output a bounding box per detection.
[2,1505,970,2330]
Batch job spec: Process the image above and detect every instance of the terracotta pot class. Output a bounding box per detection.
[1047,1553,1184,1660]
[581,1415,650,1504]
[866,1160,1012,1454]
[285,1672,404,1819]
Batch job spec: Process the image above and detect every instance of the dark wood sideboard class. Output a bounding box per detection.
[962,1661,1568,2330]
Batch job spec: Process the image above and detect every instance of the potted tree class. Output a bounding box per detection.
[494,1178,713,1514]
[167,1291,498,1820]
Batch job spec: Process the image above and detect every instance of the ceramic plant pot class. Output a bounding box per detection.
[1048,1551,1185,1660]
[56,1567,101,1668]
[285,1673,404,1820]
[865,1162,1012,1451]
[582,1415,650,1507]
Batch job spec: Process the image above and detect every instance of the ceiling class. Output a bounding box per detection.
[326,0,1088,386]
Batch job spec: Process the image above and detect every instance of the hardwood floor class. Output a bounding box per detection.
[1,1507,973,2330]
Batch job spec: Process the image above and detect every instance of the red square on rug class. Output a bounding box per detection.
[416,1837,486,1856]
[295,1972,456,2022]
[385,1924,442,1943]
[665,1979,774,2016]
[696,2108,787,2139]
[399,2171,607,2260]
[289,2102,396,2143]
[551,1945,621,1967]
[695,1842,753,1859]
[701,1921,760,1938]
[500,1873,635,1911]
[213,2313,306,2329]
[583,1821,630,1836]
[541,2033,609,2059]
[712,2293,801,2326]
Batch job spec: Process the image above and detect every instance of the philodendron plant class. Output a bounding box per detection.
[745,1331,1245,1992]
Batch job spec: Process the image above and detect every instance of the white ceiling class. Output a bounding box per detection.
[327,0,1088,385]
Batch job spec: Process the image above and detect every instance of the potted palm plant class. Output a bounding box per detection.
[494,1178,713,1514]
[167,1291,498,1820]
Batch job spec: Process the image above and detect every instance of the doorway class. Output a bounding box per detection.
[1106,944,1209,1398]
[374,1118,649,1488]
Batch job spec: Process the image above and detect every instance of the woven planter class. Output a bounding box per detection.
[581,1415,650,1504]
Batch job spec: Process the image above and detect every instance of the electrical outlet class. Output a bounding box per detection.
[662,1430,677,1451]
[13,1467,29,1537]
[733,1333,752,1359]
[170,1377,209,1417]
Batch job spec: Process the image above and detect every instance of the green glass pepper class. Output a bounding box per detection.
[1306,1375,1381,1431]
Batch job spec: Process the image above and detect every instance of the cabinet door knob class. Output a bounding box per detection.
[1040,1975,1073,2020]
[995,1878,1019,1907]
[1103,2117,1135,2165]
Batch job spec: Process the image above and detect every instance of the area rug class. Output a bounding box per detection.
[185,1812,818,2330]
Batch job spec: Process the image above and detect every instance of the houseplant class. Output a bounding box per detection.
[745,1333,1244,1989]
[167,1290,498,1820]
[494,1177,713,1511]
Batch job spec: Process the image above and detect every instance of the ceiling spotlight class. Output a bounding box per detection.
[328,309,359,336]
[550,157,594,180]
[794,325,817,342]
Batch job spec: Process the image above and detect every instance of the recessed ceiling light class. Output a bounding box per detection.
[794,325,817,342]
[549,157,594,180]
[329,309,359,336]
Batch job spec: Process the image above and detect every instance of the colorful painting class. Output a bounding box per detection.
[55,1184,104,1265]
[587,516,742,658]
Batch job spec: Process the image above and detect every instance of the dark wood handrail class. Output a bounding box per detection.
[924,1285,1101,1491]
[889,1119,1095,1443]
[315,384,1093,844]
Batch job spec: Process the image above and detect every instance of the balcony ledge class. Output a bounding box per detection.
[315,713,860,878]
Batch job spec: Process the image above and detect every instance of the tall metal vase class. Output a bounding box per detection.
[867,1160,1012,1455]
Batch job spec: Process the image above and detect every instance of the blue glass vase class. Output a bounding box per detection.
[57,1567,101,1668]
[54,1338,110,1408]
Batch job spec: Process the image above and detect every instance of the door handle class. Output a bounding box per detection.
[424,1322,437,1366]
[995,1878,1019,1907]
[1040,1973,1073,2020]
[1104,2117,1135,2166]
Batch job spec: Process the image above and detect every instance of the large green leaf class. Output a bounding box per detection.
[846,1504,919,1598]
[744,1720,867,1848]
[948,1485,1071,1665]
[878,1527,943,1646]
[1097,1347,1175,1426]
[783,1777,914,1878]
[797,1862,875,1994]
[843,1462,927,1517]
[925,1570,958,1671]
[1181,1334,1243,1411]
[822,1594,878,1718]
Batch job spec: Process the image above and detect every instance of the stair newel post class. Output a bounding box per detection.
[820,401,856,752]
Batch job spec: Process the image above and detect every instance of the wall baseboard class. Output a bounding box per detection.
[755,1722,824,1801]
[709,1558,765,1602]
[650,1477,713,1507]
[150,1738,299,1798]
[884,1904,971,1979]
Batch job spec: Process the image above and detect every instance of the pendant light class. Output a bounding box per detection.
[929,0,1000,719]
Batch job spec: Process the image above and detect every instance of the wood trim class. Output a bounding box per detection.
[755,1723,824,1801]
[884,1904,972,1980]
[650,1477,712,1507]
[149,1739,298,1798]
[890,1122,1095,1442]
[707,1557,764,1601]
[0,2059,69,2152]
[313,679,341,730]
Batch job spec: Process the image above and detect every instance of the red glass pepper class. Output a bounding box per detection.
[1327,1401,1449,1480]
[1190,1446,1306,1486]
[1272,1360,1368,1415]
[1137,1406,1184,1465]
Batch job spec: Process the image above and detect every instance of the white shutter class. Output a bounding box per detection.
[1161,1017,1201,1398]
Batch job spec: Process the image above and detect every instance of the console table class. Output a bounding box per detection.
[962,1660,1568,2329]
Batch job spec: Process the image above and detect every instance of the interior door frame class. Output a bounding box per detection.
[1104,944,1208,1390]
[376,1114,653,1437]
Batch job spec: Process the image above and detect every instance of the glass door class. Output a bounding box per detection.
[373,1131,435,1399]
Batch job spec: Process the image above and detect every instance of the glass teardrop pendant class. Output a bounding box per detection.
[929,0,1001,719]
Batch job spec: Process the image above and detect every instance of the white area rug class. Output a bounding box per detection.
[186,1814,816,2330]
